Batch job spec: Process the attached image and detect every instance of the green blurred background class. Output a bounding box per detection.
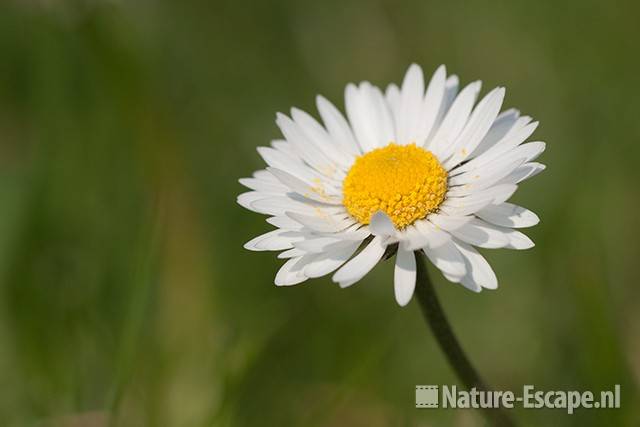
[0,0,639,425]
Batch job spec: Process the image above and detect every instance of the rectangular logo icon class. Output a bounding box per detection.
[416,385,439,408]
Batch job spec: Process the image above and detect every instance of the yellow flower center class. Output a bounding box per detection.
[342,143,448,229]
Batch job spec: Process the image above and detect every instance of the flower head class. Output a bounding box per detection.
[239,64,545,306]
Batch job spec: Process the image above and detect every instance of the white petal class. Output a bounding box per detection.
[253,230,305,251]
[276,113,344,181]
[423,238,466,277]
[416,65,447,145]
[504,229,535,249]
[414,219,450,248]
[291,107,353,170]
[425,74,460,147]
[469,109,523,159]
[253,168,281,182]
[275,256,310,286]
[287,212,356,233]
[271,139,302,161]
[303,241,361,278]
[257,146,319,183]
[446,158,526,197]
[443,87,506,169]
[396,63,425,145]
[511,141,546,163]
[277,248,306,259]
[369,84,396,147]
[266,215,303,230]
[316,95,361,156]
[332,236,387,287]
[399,224,431,250]
[452,118,538,176]
[369,211,398,238]
[286,211,354,233]
[332,227,372,241]
[294,236,349,253]
[244,229,304,252]
[427,213,473,231]
[239,176,288,194]
[460,277,482,292]
[237,191,270,212]
[442,270,465,285]
[268,167,342,204]
[499,162,546,185]
[251,195,344,217]
[448,218,511,249]
[454,241,498,290]
[476,203,540,228]
[429,81,481,159]
[394,246,417,306]
[385,83,401,123]
[439,184,518,217]
[345,83,394,152]
[483,145,545,188]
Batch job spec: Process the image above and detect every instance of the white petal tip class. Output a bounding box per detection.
[315,94,328,108]
[337,280,356,288]
[530,215,541,226]
[407,63,422,73]
[275,112,289,123]
[518,241,535,250]
[395,295,412,307]
[243,242,260,251]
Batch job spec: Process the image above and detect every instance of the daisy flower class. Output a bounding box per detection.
[239,64,545,306]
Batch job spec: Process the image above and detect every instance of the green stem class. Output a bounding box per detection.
[414,250,516,427]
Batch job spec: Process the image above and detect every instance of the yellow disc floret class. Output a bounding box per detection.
[342,143,448,229]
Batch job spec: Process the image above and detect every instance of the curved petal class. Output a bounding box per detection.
[316,95,361,156]
[468,109,523,159]
[286,211,355,233]
[396,63,425,145]
[276,113,344,181]
[498,162,546,185]
[453,241,498,290]
[394,246,417,306]
[303,241,361,278]
[268,167,342,204]
[448,218,511,249]
[414,219,451,248]
[429,81,481,159]
[385,83,401,124]
[369,211,398,238]
[427,213,473,231]
[291,107,353,169]
[476,203,540,228]
[244,229,305,252]
[275,256,313,286]
[416,65,447,145]
[332,236,387,287]
[451,118,538,176]
[345,83,395,152]
[439,184,518,217]
[239,174,288,194]
[422,238,466,278]
[425,74,460,147]
[442,87,505,169]
[267,215,304,230]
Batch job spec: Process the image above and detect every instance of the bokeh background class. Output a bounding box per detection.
[0,0,639,425]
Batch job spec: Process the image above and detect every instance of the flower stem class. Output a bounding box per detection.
[414,250,516,427]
